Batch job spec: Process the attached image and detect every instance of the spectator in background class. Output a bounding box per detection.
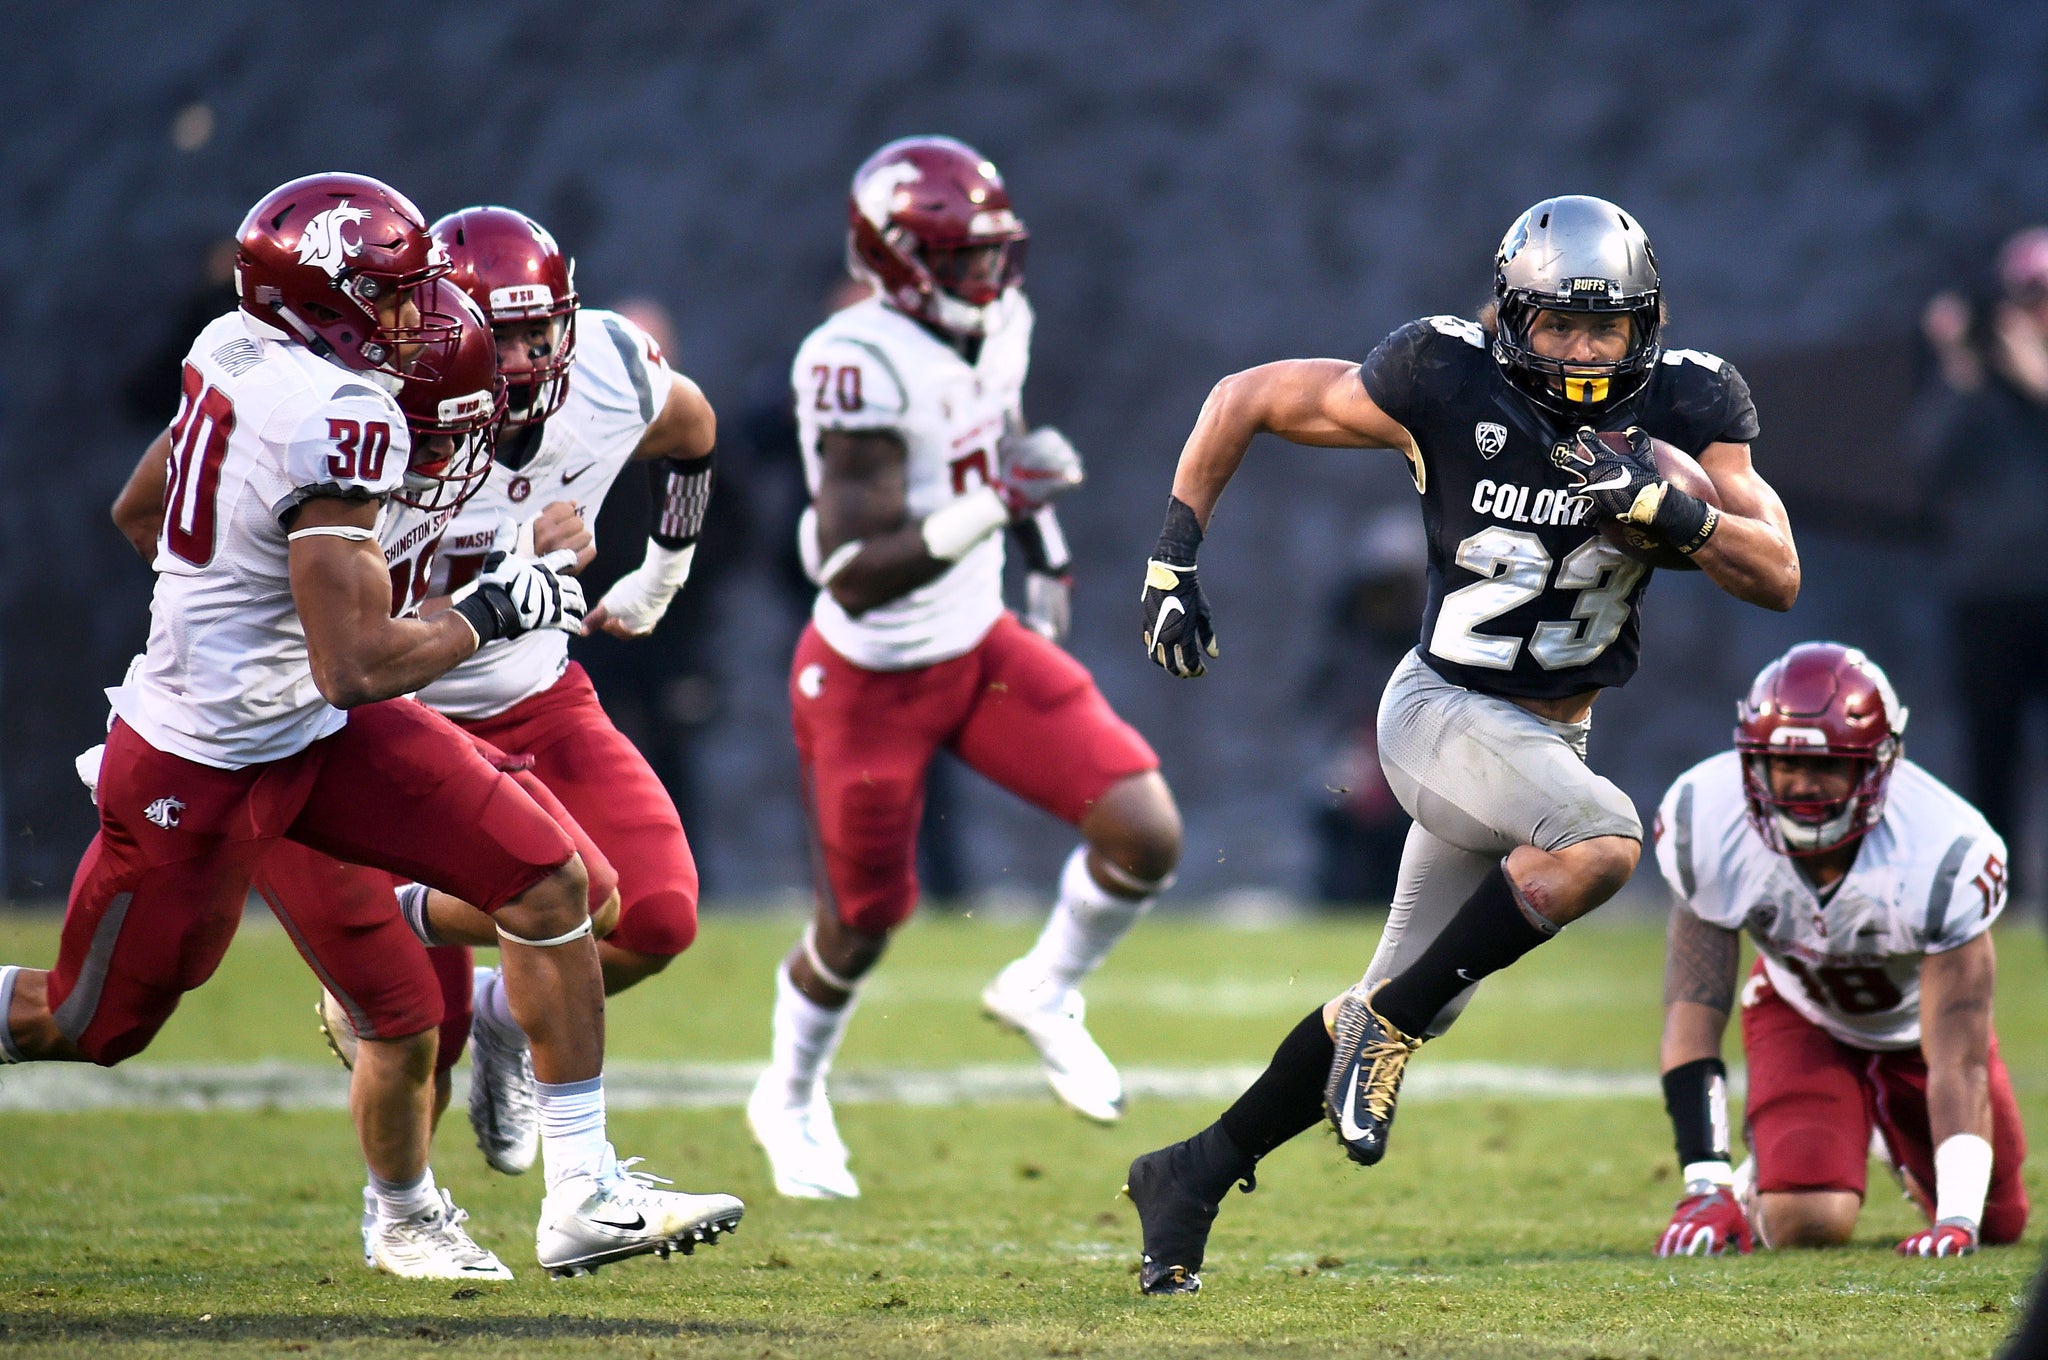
[1302,510,1425,906]
[1912,227,2048,904]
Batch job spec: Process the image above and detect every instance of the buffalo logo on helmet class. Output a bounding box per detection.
[1474,422,1508,459]
[296,201,374,278]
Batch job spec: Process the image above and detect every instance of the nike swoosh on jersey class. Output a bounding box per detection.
[1581,468,1635,494]
[1336,1066,1372,1144]
[560,462,598,483]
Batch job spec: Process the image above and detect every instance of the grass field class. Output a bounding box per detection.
[0,908,2042,1358]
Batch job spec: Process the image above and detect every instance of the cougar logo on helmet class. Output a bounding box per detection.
[856,161,924,228]
[297,201,374,277]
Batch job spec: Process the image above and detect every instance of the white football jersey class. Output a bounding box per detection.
[793,291,1032,669]
[109,311,413,768]
[415,308,673,720]
[1654,751,2008,1050]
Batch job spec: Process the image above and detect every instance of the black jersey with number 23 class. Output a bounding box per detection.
[1360,315,1760,701]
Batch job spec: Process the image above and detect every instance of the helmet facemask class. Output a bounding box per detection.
[1738,744,1897,857]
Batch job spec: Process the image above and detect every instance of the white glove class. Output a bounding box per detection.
[450,549,588,643]
[994,426,1084,514]
[594,541,698,637]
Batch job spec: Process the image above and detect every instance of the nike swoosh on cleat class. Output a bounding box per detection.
[1336,1066,1372,1145]
[1582,469,1634,493]
[587,1211,647,1232]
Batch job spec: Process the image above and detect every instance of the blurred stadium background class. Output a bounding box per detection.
[7,1,2048,911]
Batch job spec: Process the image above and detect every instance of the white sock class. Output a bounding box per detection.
[367,1165,440,1222]
[0,967,22,1063]
[473,966,528,1050]
[769,962,854,1107]
[1017,846,1155,994]
[536,1075,611,1189]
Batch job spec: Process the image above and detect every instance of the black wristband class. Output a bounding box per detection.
[1661,1056,1731,1168]
[453,586,514,646]
[1154,494,1204,567]
[1652,487,1718,556]
[650,452,714,550]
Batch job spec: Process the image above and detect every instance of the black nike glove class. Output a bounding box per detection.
[1141,495,1218,678]
[1563,427,1719,557]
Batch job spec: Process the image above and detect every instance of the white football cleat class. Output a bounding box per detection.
[317,989,359,1070]
[467,968,538,1176]
[367,1189,514,1281]
[746,1068,860,1200]
[982,960,1125,1123]
[536,1157,744,1277]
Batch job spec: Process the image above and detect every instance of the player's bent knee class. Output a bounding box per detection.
[1085,772,1183,884]
[1983,1199,2029,1246]
[496,856,593,944]
[1760,1191,1859,1247]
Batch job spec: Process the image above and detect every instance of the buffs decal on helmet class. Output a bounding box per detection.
[1491,194,1663,416]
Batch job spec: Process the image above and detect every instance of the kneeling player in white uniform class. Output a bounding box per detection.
[1653,642,2028,1257]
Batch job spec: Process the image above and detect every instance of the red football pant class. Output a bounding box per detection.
[790,614,1159,934]
[1742,962,2029,1243]
[49,702,575,1066]
[457,663,697,959]
[246,735,616,1045]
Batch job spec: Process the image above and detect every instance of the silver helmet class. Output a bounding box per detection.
[1492,195,1662,416]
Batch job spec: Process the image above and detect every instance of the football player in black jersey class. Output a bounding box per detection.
[1126,195,1800,1294]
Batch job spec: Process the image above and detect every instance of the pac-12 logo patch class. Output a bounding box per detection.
[1474,422,1507,459]
[143,796,186,830]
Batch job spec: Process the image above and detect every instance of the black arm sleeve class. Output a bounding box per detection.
[649,451,714,550]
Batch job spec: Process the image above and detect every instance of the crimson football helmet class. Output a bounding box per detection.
[236,172,455,377]
[393,279,502,513]
[430,206,579,428]
[1736,642,1908,856]
[848,136,1027,338]
[1492,195,1663,416]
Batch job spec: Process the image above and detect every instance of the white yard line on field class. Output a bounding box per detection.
[0,1060,1668,1113]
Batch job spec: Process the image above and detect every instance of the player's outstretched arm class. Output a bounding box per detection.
[1901,931,1997,1256]
[1168,359,1412,527]
[1654,900,1750,1256]
[289,495,582,707]
[586,372,718,638]
[1143,361,1413,677]
[1689,442,1800,612]
[111,432,172,563]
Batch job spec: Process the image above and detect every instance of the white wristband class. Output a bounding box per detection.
[920,485,1009,562]
[1933,1132,1993,1227]
[593,541,697,636]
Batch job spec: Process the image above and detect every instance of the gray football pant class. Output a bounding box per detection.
[1362,650,1642,1035]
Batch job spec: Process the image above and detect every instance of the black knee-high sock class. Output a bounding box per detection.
[1184,1007,1335,1197]
[1371,861,1557,1037]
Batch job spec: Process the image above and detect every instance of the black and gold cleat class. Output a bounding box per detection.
[1323,981,1424,1166]
[1124,1126,1255,1296]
